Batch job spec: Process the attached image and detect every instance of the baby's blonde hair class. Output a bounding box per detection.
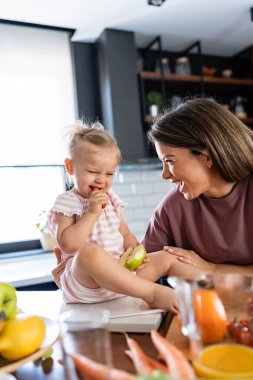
[68,121,121,163]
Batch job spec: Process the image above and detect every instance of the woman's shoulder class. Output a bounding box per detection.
[158,186,182,206]
[155,185,195,217]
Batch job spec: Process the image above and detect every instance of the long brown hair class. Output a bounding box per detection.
[148,98,253,182]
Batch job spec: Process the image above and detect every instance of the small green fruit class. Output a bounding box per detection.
[119,245,146,270]
[0,282,17,320]
[118,247,134,266]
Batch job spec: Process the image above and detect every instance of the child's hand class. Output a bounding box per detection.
[135,256,151,271]
[89,189,108,216]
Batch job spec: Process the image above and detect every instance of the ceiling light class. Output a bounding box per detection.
[148,0,166,6]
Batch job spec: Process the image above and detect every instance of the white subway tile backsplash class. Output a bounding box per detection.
[143,193,165,207]
[123,208,134,220]
[133,207,155,220]
[123,195,144,207]
[112,183,132,195]
[134,183,156,195]
[112,167,174,238]
[116,171,142,183]
[154,181,175,193]
[128,220,147,234]
[142,170,163,181]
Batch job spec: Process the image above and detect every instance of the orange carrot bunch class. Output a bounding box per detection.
[69,330,196,379]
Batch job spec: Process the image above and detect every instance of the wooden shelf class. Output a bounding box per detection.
[203,76,253,86]
[240,117,253,124]
[139,71,253,86]
[145,115,253,125]
[139,71,201,82]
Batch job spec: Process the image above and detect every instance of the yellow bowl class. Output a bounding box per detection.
[193,343,253,379]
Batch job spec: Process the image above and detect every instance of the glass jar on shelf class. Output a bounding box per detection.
[155,57,171,74]
[230,96,247,119]
[175,56,191,75]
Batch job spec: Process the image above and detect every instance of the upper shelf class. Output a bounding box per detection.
[139,71,253,86]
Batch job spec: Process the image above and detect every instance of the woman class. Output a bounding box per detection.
[52,97,253,286]
[143,97,253,273]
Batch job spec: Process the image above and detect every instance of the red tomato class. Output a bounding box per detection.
[234,326,248,342]
[239,331,251,345]
[227,321,236,337]
[239,319,249,327]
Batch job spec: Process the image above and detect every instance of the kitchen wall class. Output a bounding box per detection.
[112,164,175,241]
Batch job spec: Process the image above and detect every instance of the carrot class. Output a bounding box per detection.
[91,186,106,209]
[146,356,169,373]
[150,330,196,379]
[70,353,135,380]
[125,334,154,375]
[125,350,169,373]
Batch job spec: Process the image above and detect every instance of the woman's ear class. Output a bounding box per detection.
[202,149,213,169]
[64,158,73,175]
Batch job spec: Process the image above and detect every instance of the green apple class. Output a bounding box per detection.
[0,282,17,321]
[119,245,146,270]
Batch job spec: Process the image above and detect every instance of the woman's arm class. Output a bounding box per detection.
[51,247,67,289]
[164,246,253,275]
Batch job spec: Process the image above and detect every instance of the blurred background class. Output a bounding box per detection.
[1,0,252,266]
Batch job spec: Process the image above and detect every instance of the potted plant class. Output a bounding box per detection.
[34,211,57,251]
[146,91,163,117]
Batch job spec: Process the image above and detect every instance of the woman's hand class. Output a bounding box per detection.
[164,246,215,273]
[51,247,68,289]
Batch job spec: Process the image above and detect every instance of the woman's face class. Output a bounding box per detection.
[155,141,213,200]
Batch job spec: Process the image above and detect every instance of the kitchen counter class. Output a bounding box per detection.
[0,252,55,288]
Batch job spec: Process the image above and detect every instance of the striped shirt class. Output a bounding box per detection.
[47,189,127,303]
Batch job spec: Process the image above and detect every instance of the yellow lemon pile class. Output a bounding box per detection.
[0,282,46,361]
[0,313,46,360]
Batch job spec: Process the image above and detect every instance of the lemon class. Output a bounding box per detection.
[0,313,46,360]
[193,343,253,379]
[0,319,6,334]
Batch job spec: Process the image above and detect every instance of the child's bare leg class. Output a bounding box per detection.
[136,250,207,282]
[71,243,178,312]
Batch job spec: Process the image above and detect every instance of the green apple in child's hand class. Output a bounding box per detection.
[0,282,17,321]
[119,244,146,270]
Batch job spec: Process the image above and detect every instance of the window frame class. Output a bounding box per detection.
[0,164,68,257]
[0,20,76,258]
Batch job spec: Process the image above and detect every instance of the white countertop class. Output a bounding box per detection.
[0,252,56,287]
[17,291,164,333]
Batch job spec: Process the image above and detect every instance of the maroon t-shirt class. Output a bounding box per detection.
[142,173,253,264]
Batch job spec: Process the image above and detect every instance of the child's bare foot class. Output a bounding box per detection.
[148,285,178,314]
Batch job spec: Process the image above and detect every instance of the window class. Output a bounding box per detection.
[0,22,77,254]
